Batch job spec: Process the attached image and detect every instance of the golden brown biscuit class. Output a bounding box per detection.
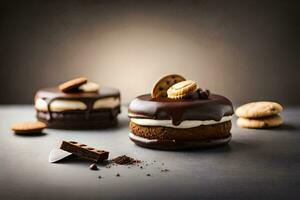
[235,101,283,118]
[151,74,186,98]
[167,80,197,99]
[11,121,47,134]
[237,114,282,129]
[59,77,88,93]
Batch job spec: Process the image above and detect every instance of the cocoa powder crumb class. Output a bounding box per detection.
[112,155,141,165]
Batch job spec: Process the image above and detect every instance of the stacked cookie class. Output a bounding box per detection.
[235,102,283,129]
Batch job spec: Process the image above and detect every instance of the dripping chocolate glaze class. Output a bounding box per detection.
[128,94,234,126]
[35,87,120,121]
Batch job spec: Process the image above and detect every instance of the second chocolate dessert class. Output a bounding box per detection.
[35,77,121,129]
[128,74,234,150]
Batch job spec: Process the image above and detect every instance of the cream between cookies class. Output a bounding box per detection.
[35,97,120,112]
[129,132,158,143]
[130,115,232,129]
[93,97,120,109]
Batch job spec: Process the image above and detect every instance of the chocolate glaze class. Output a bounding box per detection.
[128,93,234,125]
[35,87,121,122]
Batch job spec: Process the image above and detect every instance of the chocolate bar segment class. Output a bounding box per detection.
[60,141,109,163]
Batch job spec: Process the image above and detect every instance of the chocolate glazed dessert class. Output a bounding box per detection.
[128,74,234,150]
[35,78,121,129]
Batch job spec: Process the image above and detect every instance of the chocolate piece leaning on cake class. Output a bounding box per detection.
[34,77,121,129]
[128,74,234,150]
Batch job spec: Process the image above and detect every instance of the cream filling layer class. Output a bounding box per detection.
[129,132,158,143]
[93,97,120,109]
[129,132,232,144]
[130,115,232,129]
[35,97,120,112]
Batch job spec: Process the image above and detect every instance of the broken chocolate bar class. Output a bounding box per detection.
[60,141,109,163]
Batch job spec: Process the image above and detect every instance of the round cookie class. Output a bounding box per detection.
[235,101,283,118]
[59,77,88,93]
[237,114,283,129]
[167,80,197,99]
[151,74,186,98]
[11,121,46,134]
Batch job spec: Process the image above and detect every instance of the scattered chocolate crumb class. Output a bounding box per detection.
[146,173,151,176]
[112,155,141,165]
[140,166,143,169]
[89,163,98,170]
[98,175,102,179]
[116,173,120,177]
[161,169,170,172]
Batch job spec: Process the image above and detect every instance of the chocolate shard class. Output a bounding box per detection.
[89,163,98,170]
[60,140,109,163]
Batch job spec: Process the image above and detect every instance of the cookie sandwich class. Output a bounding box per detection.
[35,77,121,129]
[128,74,234,150]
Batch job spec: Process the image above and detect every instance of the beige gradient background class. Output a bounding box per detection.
[0,1,298,105]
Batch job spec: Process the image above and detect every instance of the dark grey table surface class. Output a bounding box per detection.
[0,106,299,200]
